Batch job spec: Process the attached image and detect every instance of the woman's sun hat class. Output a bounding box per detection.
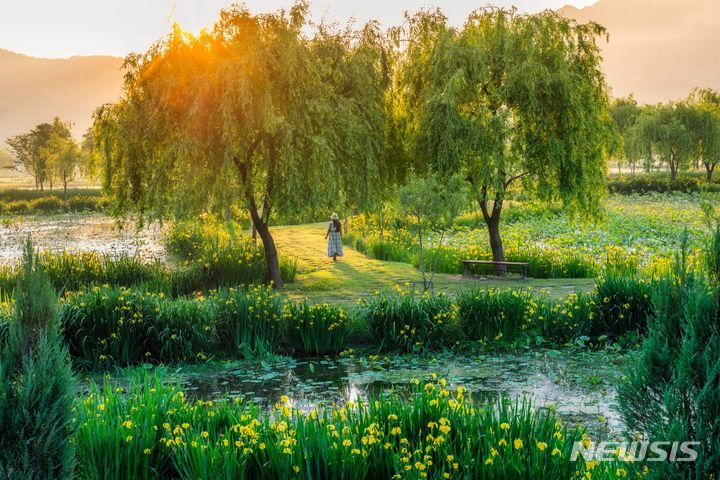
[331,213,339,220]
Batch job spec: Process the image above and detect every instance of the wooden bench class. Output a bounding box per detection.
[463,260,529,279]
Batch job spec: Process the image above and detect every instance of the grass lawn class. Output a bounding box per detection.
[273,223,595,303]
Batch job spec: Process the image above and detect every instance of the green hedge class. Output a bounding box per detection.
[0,188,107,214]
[607,173,720,195]
[0,188,102,202]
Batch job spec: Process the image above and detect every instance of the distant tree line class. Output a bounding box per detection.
[610,88,720,182]
[5,118,93,197]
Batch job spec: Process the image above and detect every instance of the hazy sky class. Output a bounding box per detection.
[1,0,596,58]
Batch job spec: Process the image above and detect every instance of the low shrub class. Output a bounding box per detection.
[67,195,102,212]
[607,173,720,195]
[76,374,637,480]
[5,200,29,214]
[0,190,107,215]
[284,301,348,355]
[28,195,65,213]
[358,291,462,352]
[0,187,102,202]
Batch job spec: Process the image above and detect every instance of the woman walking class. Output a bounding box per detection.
[325,213,344,261]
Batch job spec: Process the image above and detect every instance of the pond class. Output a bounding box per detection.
[0,213,164,263]
[89,349,632,440]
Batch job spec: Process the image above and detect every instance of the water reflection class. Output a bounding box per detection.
[0,214,164,264]
[161,351,626,437]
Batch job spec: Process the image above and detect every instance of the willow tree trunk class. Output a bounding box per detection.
[669,156,678,183]
[487,218,505,264]
[256,221,282,288]
[480,193,506,275]
[247,207,283,288]
[235,149,282,287]
[706,162,716,182]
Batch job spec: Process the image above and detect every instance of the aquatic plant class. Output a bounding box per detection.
[593,274,654,337]
[455,288,535,342]
[59,286,216,368]
[358,290,462,352]
[284,301,348,355]
[77,373,638,480]
[210,285,286,356]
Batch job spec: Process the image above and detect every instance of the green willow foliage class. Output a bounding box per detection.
[94,3,389,287]
[0,239,76,479]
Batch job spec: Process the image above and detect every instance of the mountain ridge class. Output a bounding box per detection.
[0,48,124,146]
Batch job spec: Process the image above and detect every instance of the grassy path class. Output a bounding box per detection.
[272,223,594,303]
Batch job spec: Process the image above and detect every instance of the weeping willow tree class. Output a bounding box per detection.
[684,88,720,182]
[392,7,616,264]
[94,3,388,286]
